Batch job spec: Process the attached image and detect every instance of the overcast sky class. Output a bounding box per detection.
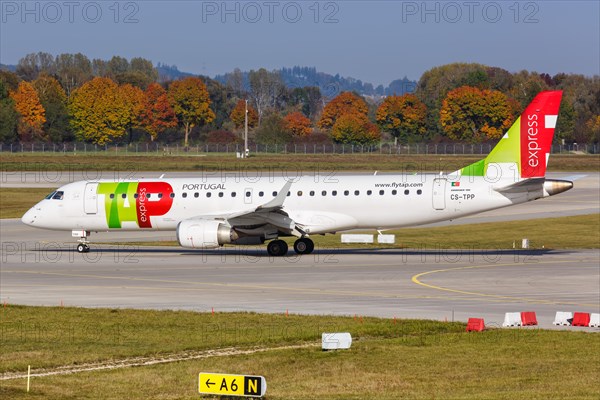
[1,1,598,85]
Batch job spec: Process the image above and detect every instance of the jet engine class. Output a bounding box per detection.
[176,219,239,249]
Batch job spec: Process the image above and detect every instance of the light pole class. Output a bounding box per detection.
[244,99,249,158]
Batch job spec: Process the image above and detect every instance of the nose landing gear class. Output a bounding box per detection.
[73,230,91,253]
[76,243,90,253]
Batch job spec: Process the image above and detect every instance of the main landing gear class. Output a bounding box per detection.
[266,238,314,257]
[73,230,91,253]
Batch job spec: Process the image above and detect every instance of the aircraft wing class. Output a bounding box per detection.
[185,180,305,236]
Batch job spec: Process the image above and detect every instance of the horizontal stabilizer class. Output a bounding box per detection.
[494,178,573,197]
[494,178,546,193]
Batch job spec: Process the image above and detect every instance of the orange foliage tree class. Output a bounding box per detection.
[140,83,177,141]
[440,86,515,142]
[118,83,145,139]
[10,81,46,141]
[331,113,381,144]
[69,77,134,144]
[282,111,312,137]
[376,94,426,143]
[317,92,369,130]
[230,99,258,130]
[168,77,215,147]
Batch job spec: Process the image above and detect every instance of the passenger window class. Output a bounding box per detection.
[417,189,422,195]
[53,191,64,200]
[194,192,199,198]
[367,190,372,196]
[121,193,127,199]
[170,193,175,198]
[310,191,315,196]
[219,192,224,198]
[206,192,211,198]
[392,190,397,195]
[232,192,237,198]
[322,190,327,196]
[109,193,115,199]
[332,190,337,196]
[246,191,252,197]
[147,194,151,199]
[182,193,187,198]
[272,191,277,196]
[404,190,410,195]
[354,190,360,196]
[158,193,163,199]
[297,191,303,196]
[344,190,349,196]
[287,191,291,196]
[134,193,139,199]
[379,190,385,195]
[259,191,264,197]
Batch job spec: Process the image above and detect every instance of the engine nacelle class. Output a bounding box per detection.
[176,219,238,249]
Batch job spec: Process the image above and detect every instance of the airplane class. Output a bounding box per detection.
[22,91,573,257]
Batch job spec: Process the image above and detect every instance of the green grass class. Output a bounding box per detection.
[0,188,51,219]
[1,152,598,172]
[1,306,598,399]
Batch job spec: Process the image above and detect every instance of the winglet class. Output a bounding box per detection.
[257,180,293,211]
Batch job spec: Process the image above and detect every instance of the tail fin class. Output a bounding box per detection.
[457,91,563,181]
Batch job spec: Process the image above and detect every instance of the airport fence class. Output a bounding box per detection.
[0,142,597,155]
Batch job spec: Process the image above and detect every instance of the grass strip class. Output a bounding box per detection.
[1,153,598,172]
[0,306,598,399]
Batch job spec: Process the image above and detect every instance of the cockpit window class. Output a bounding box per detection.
[45,191,57,199]
[52,191,64,200]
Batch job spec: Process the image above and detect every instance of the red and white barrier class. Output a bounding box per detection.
[502,312,522,327]
[553,311,573,326]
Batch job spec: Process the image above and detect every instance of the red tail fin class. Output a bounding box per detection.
[520,91,562,178]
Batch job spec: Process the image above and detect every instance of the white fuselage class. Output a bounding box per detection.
[22,173,542,234]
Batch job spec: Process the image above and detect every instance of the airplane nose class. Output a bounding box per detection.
[21,208,37,225]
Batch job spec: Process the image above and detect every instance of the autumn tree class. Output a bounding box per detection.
[69,77,132,144]
[331,113,380,144]
[168,77,215,147]
[32,74,70,142]
[282,111,312,137]
[0,77,18,142]
[440,86,515,143]
[10,81,47,141]
[317,92,369,130]
[230,99,258,130]
[586,115,600,143]
[376,94,426,143]
[119,84,145,142]
[140,83,177,141]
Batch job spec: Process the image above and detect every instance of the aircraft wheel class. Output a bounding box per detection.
[267,240,288,257]
[77,243,90,253]
[294,238,314,255]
